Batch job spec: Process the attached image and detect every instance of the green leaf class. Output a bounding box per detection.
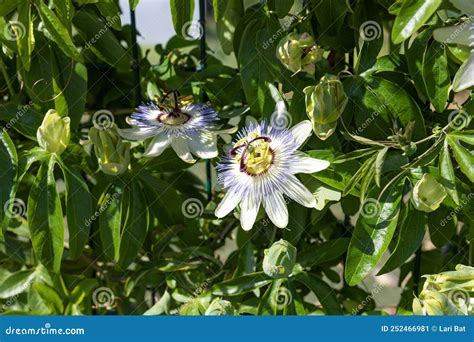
[294,273,343,315]
[33,282,64,314]
[51,48,88,130]
[16,0,33,71]
[422,41,450,112]
[96,1,122,30]
[234,241,256,277]
[0,270,36,299]
[0,130,17,234]
[0,0,18,16]
[275,0,294,18]
[344,76,426,140]
[345,179,404,286]
[375,147,389,187]
[170,0,195,38]
[144,290,171,315]
[217,0,244,55]
[60,163,92,260]
[391,0,442,44]
[447,136,474,182]
[70,278,98,304]
[99,181,124,262]
[298,238,350,267]
[210,272,272,296]
[53,0,74,32]
[129,0,140,11]
[238,11,283,117]
[73,9,131,71]
[258,279,291,315]
[378,208,427,274]
[35,1,83,62]
[439,140,459,205]
[428,206,456,248]
[28,157,65,273]
[118,180,149,268]
[404,28,431,101]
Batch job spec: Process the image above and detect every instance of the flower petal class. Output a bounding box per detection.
[215,189,241,218]
[189,133,218,159]
[453,55,474,92]
[284,175,316,208]
[290,120,312,148]
[240,194,261,231]
[291,154,330,174]
[450,0,474,14]
[143,134,170,157]
[119,127,159,140]
[171,138,196,163]
[264,192,288,228]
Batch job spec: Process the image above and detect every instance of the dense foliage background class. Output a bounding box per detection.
[0,0,472,315]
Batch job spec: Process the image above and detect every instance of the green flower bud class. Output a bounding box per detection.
[312,121,338,141]
[276,32,323,74]
[36,109,70,155]
[89,124,130,176]
[262,239,297,279]
[411,174,447,213]
[204,298,235,316]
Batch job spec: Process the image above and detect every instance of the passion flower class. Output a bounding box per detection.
[215,120,329,230]
[276,32,324,74]
[411,174,447,213]
[89,124,130,176]
[36,109,70,155]
[119,93,219,163]
[303,75,348,140]
[262,239,297,279]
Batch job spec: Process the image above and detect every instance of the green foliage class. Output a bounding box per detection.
[0,0,472,316]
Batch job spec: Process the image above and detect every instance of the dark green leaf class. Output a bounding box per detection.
[439,140,459,205]
[0,270,36,299]
[345,179,404,285]
[298,238,350,267]
[422,41,450,112]
[391,0,442,44]
[210,272,272,296]
[378,208,426,274]
[0,130,17,234]
[170,0,195,38]
[295,272,343,315]
[28,157,64,273]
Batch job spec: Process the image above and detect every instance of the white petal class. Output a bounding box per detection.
[290,120,312,148]
[453,55,474,93]
[119,127,159,140]
[189,133,218,159]
[284,175,316,208]
[264,192,288,228]
[143,135,170,157]
[171,138,196,163]
[450,0,474,14]
[240,194,261,231]
[291,154,330,174]
[215,190,241,218]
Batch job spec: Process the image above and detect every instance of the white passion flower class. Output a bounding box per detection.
[119,96,219,163]
[215,120,330,231]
